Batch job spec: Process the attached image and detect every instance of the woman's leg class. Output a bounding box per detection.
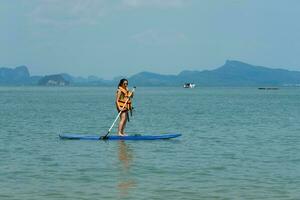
[121,112,128,135]
[118,112,127,136]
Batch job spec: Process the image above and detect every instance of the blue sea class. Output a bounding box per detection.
[0,87,300,199]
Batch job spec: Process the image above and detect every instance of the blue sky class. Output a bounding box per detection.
[1,0,300,79]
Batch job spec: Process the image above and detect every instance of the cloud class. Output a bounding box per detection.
[29,0,114,27]
[131,29,188,46]
[122,0,186,8]
[29,0,188,27]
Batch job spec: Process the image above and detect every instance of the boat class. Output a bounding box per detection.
[59,133,182,140]
[258,87,279,90]
[183,83,195,88]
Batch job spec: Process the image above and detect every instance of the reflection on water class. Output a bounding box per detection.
[118,141,133,170]
[117,141,136,198]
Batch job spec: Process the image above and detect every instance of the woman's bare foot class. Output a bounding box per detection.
[118,133,128,136]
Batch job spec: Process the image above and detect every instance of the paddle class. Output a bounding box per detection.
[101,87,136,140]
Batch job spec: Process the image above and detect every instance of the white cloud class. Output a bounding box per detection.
[132,29,188,46]
[29,0,114,27]
[122,0,186,8]
[29,0,188,27]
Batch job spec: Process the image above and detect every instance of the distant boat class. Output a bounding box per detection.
[258,87,279,90]
[183,83,196,88]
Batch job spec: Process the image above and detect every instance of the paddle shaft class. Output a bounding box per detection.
[102,87,135,139]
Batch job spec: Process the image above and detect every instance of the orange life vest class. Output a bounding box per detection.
[116,86,132,111]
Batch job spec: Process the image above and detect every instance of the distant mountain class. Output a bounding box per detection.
[38,74,69,86]
[0,66,106,86]
[128,60,300,86]
[30,75,43,85]
[178,60,300,86]
[60,73,110,86]
[1,61,300,86]
[0,66,31,85]
[129,71,178,86]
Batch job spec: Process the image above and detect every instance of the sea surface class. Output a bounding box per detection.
[0,86,300,200]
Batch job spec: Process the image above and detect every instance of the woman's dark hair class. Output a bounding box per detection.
[118,78,128,87]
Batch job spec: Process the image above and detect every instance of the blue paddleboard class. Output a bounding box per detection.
[59,133,181,140]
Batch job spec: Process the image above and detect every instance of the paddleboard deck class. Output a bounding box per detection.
[59,133,181,140]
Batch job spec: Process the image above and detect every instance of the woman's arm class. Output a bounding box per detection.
[116,90,122,111]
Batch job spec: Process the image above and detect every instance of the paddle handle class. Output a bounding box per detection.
[102,87,135,139]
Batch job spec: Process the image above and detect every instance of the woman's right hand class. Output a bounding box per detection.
[128,91,134,98]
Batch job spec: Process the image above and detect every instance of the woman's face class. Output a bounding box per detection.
[123,81,128,87]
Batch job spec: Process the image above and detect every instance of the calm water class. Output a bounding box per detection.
[0,87,300,200]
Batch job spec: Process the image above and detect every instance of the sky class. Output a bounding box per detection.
[1,0,300,79]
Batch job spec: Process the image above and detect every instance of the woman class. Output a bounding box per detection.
[116,79,133,136]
